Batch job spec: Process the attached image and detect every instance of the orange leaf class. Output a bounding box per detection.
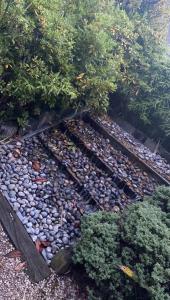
[15,261,27,272]
[32,177,48,183]
[13,148,21,158]
[32,160,41,172]
[35,239,50,253]
[5,250,22,259]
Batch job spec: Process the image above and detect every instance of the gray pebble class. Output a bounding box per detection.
[41,249,48,261]
[13,203,20,211]
[31,235,37,242]
[42,211,47,218]
[35,228,40,235]
[28,194,34,202]
[22,218,28,225]
[46,247,52,253]
[27,228,34,234]
[10,198,16,203]
[46,252,53,260]
[18,191,25,197]
[62,236,69,244]
[39,235,46,241]
[1,185,7,191]
[46,219,52,225]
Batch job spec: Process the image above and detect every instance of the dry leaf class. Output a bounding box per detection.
[119,265,135,278]
[32,177,48,183]
[32,160,41,172]
[15,261,27,272]
[76,73,85,80]
[35,239,50,253]
[5,250,22,259]
[13,148,21,158]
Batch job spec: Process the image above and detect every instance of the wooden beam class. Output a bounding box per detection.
[0,193,51,282]
[84,114,170,187]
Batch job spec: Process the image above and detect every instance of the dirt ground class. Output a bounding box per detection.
[0,224,86,300]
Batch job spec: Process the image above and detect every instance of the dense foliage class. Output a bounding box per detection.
[114,0,170,137]
[0,0,121,123]
[73,198,170,299]
[149,185,170,213]
[0,0,170,136]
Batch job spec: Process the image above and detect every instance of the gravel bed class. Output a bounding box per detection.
[95,114,170,181]
[66,120,157,197]
[0,224,86,300]
[40,130,129,210]
[0,137,91,263]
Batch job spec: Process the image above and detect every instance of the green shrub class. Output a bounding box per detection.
[0,0,127,121]
[73,202,170,300]
[149,186,170,213]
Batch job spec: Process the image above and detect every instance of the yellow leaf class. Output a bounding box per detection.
[119,265,135,278]
[76,73,85,80]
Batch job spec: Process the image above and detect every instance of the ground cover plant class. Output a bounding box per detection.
[73,186,170,300]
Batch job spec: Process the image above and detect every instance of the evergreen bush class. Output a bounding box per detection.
[0,0,124,122]
[149,186,170,213]
[73,202,170,300]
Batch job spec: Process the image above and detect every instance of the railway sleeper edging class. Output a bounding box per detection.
[38,135,103,211]
[0,192,51,282]
[59,122,136,200]
[84,114,170,187]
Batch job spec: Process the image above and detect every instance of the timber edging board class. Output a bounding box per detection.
[84,114,170,187]
[0,192,51,282]
[59,122,136,199]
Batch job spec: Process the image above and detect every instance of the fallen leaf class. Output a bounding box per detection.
[35,239,50,253]
[32,160,41,172]
[15,261,27,272]
[119,265,135,278]
[5,250,22,258]
[76,73,85,80]
[32,177,48,183]
[79,208,84,215]
[13,148,21,158]
[74,220,80,228]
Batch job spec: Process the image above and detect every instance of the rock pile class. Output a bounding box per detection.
[40,130,129,210]
[96,115,170,182]
[0,137,89,264]
[67,120,157,197]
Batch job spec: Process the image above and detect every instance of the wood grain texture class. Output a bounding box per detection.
[0,193,51,282]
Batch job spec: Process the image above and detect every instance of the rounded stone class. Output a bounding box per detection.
[8,184,16,190]
[41,211,48,218]
[27,222,33,228]
[46,219,52,225]
[62,236,69,244]
[1,185,7,191]
[46,252,53,260]
[31,235,37,242]
[27,228,34,234]
[39,235,46,241]
[10,198,16,203]
[35,228,40,235]
[13,203,20,211]
[18,191,25,197]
